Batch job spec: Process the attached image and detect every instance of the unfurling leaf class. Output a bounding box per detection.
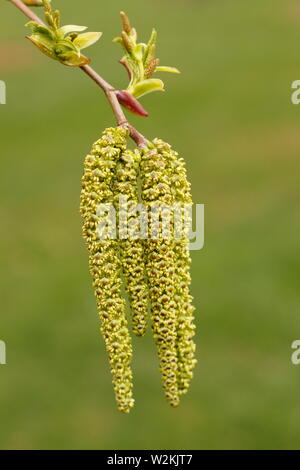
[26,21,56,41]
[57,52,90,67]
[143,29,157,65]
[155,66,181,74]
[45,11,55,28]
[26,34,56,60]
[53,10,61,29]
[114,12,180,109]
[132,79,165,99]
[23,0,44,6]
[73,32,103,50]
[58,25,88,36]
[121,31,134,53]
[25,2,101,67]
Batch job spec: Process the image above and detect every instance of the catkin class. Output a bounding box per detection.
[80,127,196,411]
[149,139,197,397]
[80,127,134,413]
[113,148,149,336]
[167,143,197,395]
[140,144,180,407]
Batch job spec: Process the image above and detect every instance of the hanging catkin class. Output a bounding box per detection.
[80,128,196,412]
[80,127,134,413]
[113,148,149,336]
[140,143,180,408]
[145,139,196,399]
[166,142,197,395]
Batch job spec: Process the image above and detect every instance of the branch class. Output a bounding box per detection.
[8,0,148,147]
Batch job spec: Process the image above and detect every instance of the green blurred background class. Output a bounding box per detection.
[0,0,300,450]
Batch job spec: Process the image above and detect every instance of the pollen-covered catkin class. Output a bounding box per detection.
[80,127,134,413]
[140,144,180,407]
[149,139,196,397]
[155,139,197,396]
[113,148,149,336]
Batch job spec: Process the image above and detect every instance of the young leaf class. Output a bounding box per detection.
[26,21,55,41]
[113,36,123,44]
[26,35,57,60]
[53,10,61,29]
[23,0,44,5]
[54,39,80,58]
[155,66,180,74]
[57,51,90,67]
[73,32,102,50]
[121,31,134,53]
[143,29,157,64]
[132,79,165,99]
[59,25,88,37]
[133,43,145,61]
[45,11,55,28]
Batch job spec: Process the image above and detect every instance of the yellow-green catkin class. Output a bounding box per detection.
[140,143,180,407]
[167,143,197,395]
[150,139,197,397]
[113,148,149,336]
[80,127,134,413]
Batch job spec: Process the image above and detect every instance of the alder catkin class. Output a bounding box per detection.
[113,148,149,336]
[150,139,197,397]
[140,143,180,407]
[169,146,197,395]
[80,126,196,411]
[80,127,134,413]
